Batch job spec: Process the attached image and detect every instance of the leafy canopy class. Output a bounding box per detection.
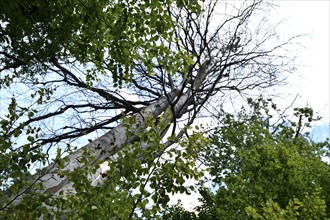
[162,97,330,219]
[0,0,200,86]
[1,0,203,217]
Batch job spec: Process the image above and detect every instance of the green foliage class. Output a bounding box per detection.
[1,0,326,218]
[0,0,200,86]
[162,200,198,220]
[162,97,330,219]
[1,0,202,217]
[245,189,327,220]
[1,110,207,218]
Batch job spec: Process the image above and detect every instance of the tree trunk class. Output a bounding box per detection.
[2,59,214,207]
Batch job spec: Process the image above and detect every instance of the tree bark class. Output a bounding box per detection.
[2,59,214,208]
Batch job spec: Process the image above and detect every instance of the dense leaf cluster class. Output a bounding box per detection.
[163,98,330,219]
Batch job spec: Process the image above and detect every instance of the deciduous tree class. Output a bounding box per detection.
[162,98,330,219]
[1,0,300,218]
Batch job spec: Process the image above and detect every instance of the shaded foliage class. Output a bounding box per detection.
[163,98,330,219]
[1,0,302,218]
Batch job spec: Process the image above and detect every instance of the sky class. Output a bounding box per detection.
[275,1,330,142]
[273,1,329,129]
[172,0,330,211]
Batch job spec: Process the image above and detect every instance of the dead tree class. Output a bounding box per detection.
[0,0,297,211]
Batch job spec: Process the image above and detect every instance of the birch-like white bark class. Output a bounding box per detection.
[3,59,214,207]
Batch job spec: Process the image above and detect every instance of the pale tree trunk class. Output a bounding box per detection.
[3,59,214,207]
[1,1,297,212]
